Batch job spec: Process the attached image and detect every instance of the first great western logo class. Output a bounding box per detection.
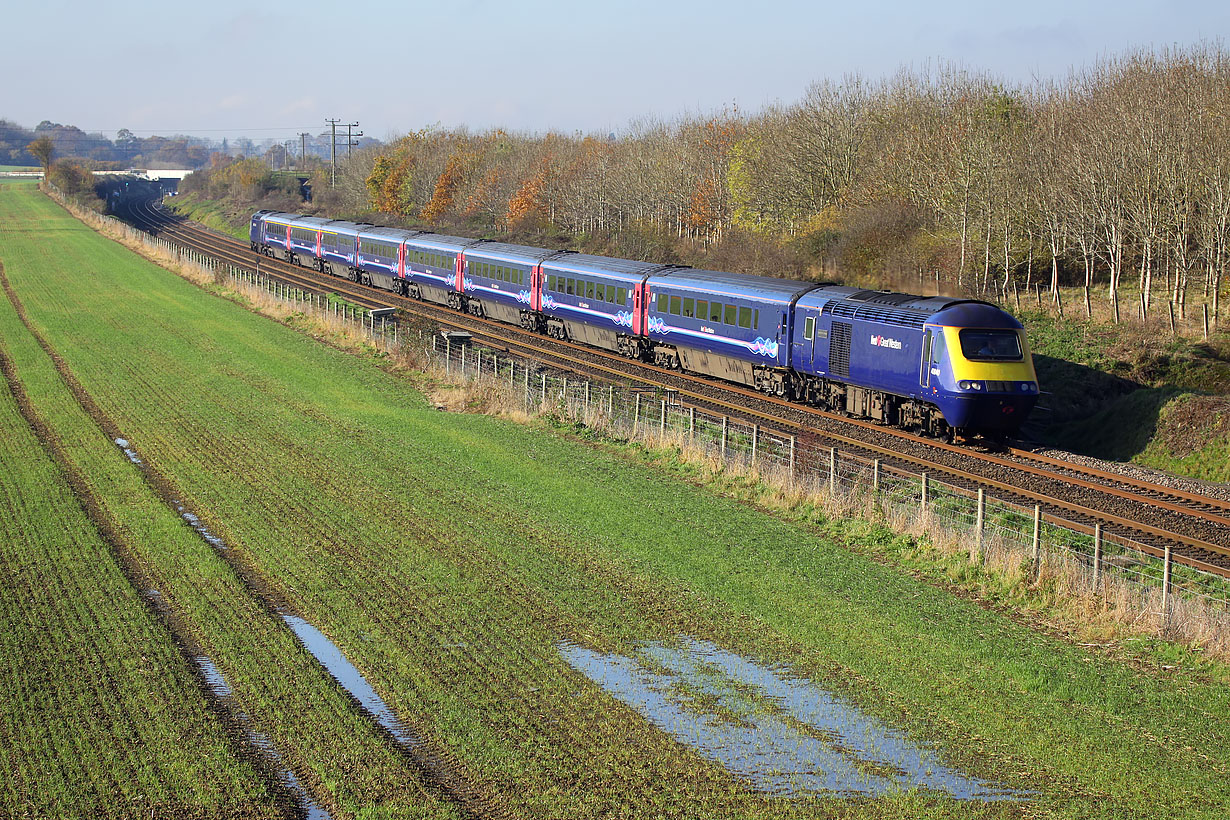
[870,334,903,350]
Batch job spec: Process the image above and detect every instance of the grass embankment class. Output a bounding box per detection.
[0,184,462,819]
[163,190,251,241]
[9,183,1230,817]
[1022,309,1230,480]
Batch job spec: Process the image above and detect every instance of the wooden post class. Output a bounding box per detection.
[1168,302,1176,335]
[829,447,837,495]
[540,373,547,407]
[445,336,451,376]
[974,488,985,560]
[1161,544,1172,629]
[720,416,728,459]
[921,473,929,518]
[1204,304,1210,340]
[689,407,696,442]
[1034,283,1042,307]
[659,399,666,436]
[585,380,591,406]
[872,459,880,493]
[788,435,796,487]
[478,350,483,379]
[608,384,614,416]
[562,376,567,406]
[1092,523,1102,589]
[1031,505,1042,582]
[634,393,641,432]
[751,424,759,465]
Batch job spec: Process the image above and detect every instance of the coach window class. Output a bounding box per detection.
[738,307,752,329]
[669,295,681,315]
[709,302,723,323]
[656,293,667,312]
[724,304,737,325]
[566,278,575,295]
[548,275,556,291]
[617,287,628,305]
[682,298,695,318]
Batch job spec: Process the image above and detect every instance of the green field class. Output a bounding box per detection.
[2,179,1230,818]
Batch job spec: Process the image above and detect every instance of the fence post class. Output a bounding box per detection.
[1161,544,1172,629]
[829,447,837,496]
[720,416,728,460]
[445,336,451,376]
[689,407,696,443]
[751,424,759,466]
[541,373,547,408]
[872,459,880,493]
[788,436,796,489]
[585,380,591,407]
[921,473,929,519]
[1031,505,1042,581]
[478,350,483,379]
[659,399,667,436]
[1092,523,1103,590]
[608,384,614,417]
[634,393,641,433]
[974,489,985,561]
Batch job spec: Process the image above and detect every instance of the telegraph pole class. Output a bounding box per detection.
[325,118,340,187]
[345,122,362,158]
[299,132,310,166]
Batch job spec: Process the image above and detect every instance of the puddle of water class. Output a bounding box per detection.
[280,615,419,749]
[560,639,1027,801]
[171,501,227,550]
[194,655,331,820]
[113,437,143,466]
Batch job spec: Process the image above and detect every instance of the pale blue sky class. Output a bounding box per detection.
[6,0,1227,141]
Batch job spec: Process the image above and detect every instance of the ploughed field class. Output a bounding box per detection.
[0,179,1228,819]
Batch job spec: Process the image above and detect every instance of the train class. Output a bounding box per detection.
[251,210,1040,441]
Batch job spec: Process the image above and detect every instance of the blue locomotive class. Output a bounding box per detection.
[251,211,1038,440]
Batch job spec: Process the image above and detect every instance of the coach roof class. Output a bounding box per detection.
[648,268,821,306]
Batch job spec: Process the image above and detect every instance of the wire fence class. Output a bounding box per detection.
[424,333,1230,645]
[57,185,1230,648]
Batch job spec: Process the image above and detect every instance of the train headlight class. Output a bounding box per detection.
[958,380,984,391]
[1019,382,1037,393]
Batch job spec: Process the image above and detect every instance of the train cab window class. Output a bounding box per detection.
[682,298,695,318]
[617,287,627,305]
[724,304,737,325]
[804,316,815,340]
[709,302,723,323]
[669,295,681,315]
[738,306,753,329]
[959,329,1022,361]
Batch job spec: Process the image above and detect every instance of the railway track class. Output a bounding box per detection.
[121,198,1230,581]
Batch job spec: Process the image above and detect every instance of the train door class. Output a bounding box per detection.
[530,265,542,310]
[632,281,647,335]
[792,309,818,372]
[454,252,464,292]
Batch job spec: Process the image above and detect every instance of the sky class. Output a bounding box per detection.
[4,0,1227,143]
